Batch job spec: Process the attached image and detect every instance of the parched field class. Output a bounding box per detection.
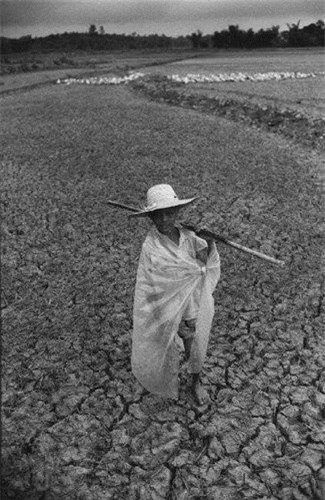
[138,48,325,119]
[178,77,324,118]
[0,49,199,93]
[1,49,325,500]
[142,47,325,74]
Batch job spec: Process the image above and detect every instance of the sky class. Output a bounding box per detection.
[1,0,324,39]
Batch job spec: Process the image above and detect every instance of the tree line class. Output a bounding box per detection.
[1,20,324,54]
[197,20,325,49]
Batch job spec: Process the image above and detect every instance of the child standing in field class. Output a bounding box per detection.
[131,184,220,405]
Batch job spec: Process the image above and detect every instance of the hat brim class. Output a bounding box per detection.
[129,197,198,217]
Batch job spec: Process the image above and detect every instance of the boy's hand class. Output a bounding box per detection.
[206,237,214,254]
[196,225,214,263]
[196,247,208,264]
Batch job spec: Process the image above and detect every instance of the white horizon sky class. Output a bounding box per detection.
[1,0,324,38]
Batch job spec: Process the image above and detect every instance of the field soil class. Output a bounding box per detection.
[139,47,325,74]
[1,50,325,500]
[176,77,324,118]
[0,49,199,92]
[130,48,325,150]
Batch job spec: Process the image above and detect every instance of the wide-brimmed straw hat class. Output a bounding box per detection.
[130,184,197,217]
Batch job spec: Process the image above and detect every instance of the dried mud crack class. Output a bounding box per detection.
[1,82,324,500]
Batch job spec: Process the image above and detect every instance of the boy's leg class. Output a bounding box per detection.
[191,372,209,405]
[184,319,210,405]
[183,319,196,360]
[183,338,192,360]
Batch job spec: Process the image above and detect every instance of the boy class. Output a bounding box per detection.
[131,184,220,405]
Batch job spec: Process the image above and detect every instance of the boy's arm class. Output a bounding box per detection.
[193,232,213,264]
[196,240,214,264]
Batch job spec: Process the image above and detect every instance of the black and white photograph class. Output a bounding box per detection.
[1,1,324,498]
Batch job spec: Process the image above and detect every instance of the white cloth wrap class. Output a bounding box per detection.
[131,227,221,399]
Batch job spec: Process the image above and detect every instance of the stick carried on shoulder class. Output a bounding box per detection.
[182,224,284,266]
[107,199,285,266]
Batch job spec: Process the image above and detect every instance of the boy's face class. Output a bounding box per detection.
[149,207,179,235]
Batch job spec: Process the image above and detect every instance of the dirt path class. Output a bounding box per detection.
[1,83,324,499]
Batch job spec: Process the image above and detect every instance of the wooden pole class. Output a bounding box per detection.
[107,199,285,266]
[107,200,139,212]
[182,224,285,266]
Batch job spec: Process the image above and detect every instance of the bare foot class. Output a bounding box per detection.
[134,382,149,401]
[192,381,210,406]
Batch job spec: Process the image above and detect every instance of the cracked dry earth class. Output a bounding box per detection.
[1,82,325,500]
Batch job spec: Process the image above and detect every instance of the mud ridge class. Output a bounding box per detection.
[131,75,325,151]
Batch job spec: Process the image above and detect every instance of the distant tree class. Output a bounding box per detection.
[201,34,212,48]
[269,25,280,46]
[88,24,98,36]
[286,20,301,46]
[1,18,324,55]
[315,19,325,45]
[212,30,221,48]
[245,28,255,48]
[300,20,325,46]
[228,25,245,48]
[173,35,191,48]
[190,29,203,49]
[254,25,280,47]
